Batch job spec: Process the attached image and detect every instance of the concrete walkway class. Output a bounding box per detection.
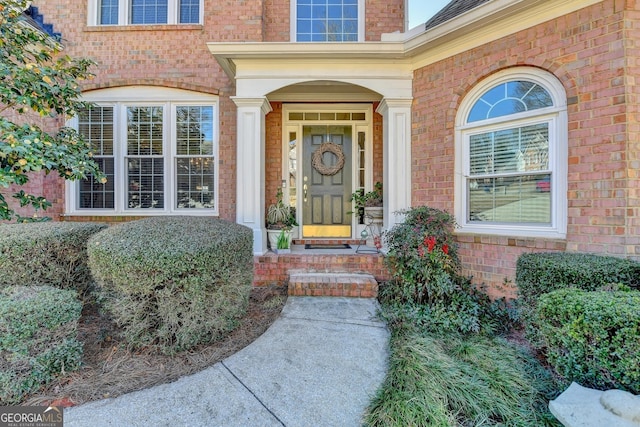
[64,297,390,427]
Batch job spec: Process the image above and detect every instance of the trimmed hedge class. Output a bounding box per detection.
[0,285,83,404]
[516,252,640,305]
[88,216,254,354]
[0,222,107,293]
[534,289,640,394]
[516,252,640,341]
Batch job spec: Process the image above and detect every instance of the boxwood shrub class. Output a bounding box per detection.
[88,216,254,354]
[0,222,107,293]
[516,252,640,305]
[515,252,640,340]
[534,288,640,394]
[0,285,83,404]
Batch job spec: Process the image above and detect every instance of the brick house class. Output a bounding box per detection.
[15,0,640,298]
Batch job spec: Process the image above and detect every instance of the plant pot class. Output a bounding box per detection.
[364,206,383,225]
[274,248,291,255]
[267,229,292,251]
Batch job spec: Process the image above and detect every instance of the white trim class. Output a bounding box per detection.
[454,67,567,238]
[66,87,219,216]
[290,0,365,42]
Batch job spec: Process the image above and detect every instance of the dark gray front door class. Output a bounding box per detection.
[302,125,352,238]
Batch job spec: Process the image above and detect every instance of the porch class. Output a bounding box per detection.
[253,239,390,298]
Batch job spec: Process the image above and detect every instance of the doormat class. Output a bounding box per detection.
[304,244,351,250]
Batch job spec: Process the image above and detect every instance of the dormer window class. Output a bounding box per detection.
[292,0,364,42]
[89,0,201,26]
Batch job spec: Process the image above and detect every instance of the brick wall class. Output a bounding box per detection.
[411,0,638,296]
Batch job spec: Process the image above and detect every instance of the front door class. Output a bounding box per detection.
[302,125,352,238]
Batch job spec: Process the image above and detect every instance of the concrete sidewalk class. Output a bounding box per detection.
[64,297,390,427]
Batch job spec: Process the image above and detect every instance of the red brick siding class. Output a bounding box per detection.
[364,0,404,41]
[264,0,291,42]
[411,0,637,294]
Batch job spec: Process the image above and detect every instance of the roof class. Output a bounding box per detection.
[23,5,61,41]
[424,0,493,31]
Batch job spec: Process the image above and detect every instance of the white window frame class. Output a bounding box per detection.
[87,0,203,26]
[290,0,365,42]
[454,67,568,238]
[66,86,219,216]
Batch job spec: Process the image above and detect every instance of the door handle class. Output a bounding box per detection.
[303,184,308,201]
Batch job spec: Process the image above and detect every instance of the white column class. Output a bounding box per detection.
[376,98,412,231]
[231,97,272,254]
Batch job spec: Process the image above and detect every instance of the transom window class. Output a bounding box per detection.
[455,68,567,238]
[69,87,218,215]
[91,0,201,26]
[293,0,363,42]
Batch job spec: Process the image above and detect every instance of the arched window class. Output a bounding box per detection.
[454,67,567,238]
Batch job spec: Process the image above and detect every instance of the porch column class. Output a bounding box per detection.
[231,97,273,254]
[376,98,412,231]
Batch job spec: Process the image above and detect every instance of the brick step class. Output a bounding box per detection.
[288,272,378,298]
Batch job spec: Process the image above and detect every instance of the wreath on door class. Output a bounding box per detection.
[311,142,345,176]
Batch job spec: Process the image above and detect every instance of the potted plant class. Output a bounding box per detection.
[274,229,291,254]
[266,188,297,251]
[351,182,383,224]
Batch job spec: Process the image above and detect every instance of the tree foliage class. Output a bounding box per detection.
[0,0,104,221]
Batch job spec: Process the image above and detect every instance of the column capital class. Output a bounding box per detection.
[231,96,273,115]
[376,98,413,114]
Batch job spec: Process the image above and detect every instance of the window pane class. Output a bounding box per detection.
[78,106,115,209]
[176,106,213,155]
[79,106,114,155]
[127,158,164,208]
[468,174,551,224]
[100,0,119,24]
[175,106,215,209]
[469,123,549,176]
[176,158,214,209]
[468,122,551,224]
[468,81,553,123]
[179,0,199,23]
[79,158,115,209]
[127,106,163,155]
[131,0,168,24]
[296,0,358,42]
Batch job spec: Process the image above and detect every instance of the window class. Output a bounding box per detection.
[292,0,364,42]
[68,87,218,215]
[91,0,201,26]
[454,67,567,238]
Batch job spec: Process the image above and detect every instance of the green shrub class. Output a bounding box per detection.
[0,222,107,293]
[381,206,508,334]
[0,285,83,404]
[516,252,640,305]
[534,288,640,394]
[88,216,254,354]
[516,252,640,342]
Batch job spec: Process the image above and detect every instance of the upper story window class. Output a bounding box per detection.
[292,0,364,42]
[67,87,219,215]
[454,67,568,238]
[90,0,201,26]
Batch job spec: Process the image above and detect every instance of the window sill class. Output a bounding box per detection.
[85,24,203,32]
[455,225,566,241]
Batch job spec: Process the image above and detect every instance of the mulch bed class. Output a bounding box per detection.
[24,285,287,407]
